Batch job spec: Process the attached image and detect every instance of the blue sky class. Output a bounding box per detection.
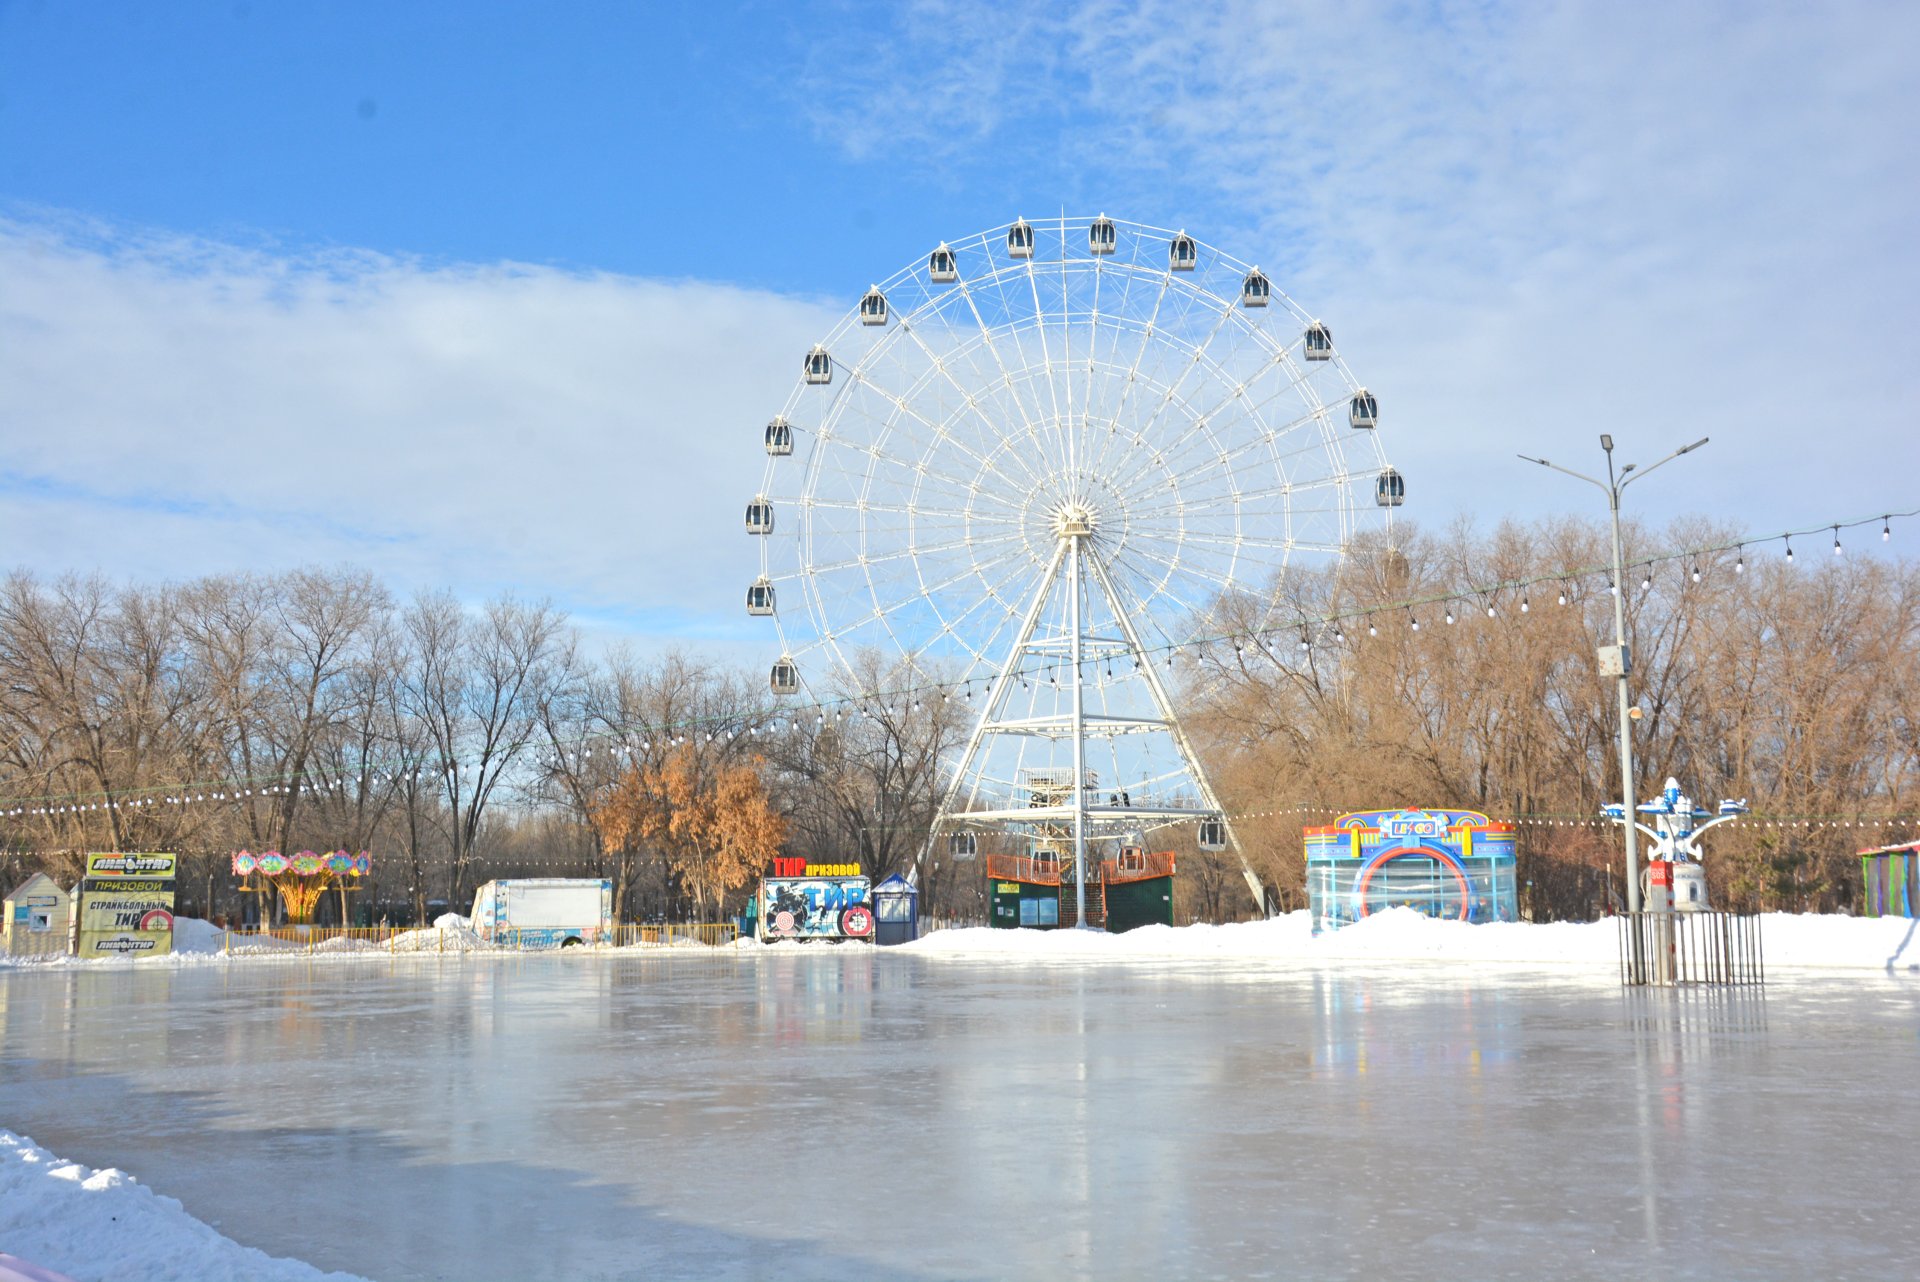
[1,1,1915,646]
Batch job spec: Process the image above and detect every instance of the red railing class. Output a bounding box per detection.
[984,850,1175,886]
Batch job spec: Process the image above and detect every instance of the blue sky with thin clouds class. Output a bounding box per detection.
[1,1,1914,648]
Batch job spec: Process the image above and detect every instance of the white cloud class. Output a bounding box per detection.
[0,214,839,641]
[798,1,1920,537]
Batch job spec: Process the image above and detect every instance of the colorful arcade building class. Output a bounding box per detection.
[1303,809,1518,933]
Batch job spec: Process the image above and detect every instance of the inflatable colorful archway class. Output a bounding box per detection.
[233,850,371,924]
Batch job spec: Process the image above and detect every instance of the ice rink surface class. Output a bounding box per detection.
[2,947,1917,1281]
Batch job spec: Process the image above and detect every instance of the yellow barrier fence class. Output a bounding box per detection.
[220,922,740,955]
[609,923,739,948]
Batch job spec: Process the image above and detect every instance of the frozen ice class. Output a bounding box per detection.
[2,937,1917,1281]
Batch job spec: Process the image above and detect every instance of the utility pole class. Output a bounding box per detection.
[1519,434,1709,917]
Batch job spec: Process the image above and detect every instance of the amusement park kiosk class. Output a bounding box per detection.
[3,872,67,958]
[755,858,875,942]
[1303,810,1517,933]
[1860,841,1919,917]
[985,843,1176,932]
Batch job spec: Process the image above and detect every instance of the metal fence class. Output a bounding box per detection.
[1618,910,1764,986]
[608,923,738,948]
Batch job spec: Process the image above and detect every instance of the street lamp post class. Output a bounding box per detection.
[1518,435,1709,918]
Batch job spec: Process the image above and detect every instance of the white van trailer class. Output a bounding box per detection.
[470,878,613,949]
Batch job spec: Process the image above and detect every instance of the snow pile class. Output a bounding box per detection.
[0,1131,368,1282]
[1764,912,1920,971]
[170,918,227,955]
[905,908,1920,972]
[387,912,486,953]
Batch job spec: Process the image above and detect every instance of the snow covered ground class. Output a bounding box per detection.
[904,908,1920,972]
[10,907,1913,973]
[0,1131,367,1282]
[3,909,1914,1279]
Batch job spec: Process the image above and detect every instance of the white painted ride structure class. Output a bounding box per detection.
[747,217,1399,917]
[1605,777,1750,911]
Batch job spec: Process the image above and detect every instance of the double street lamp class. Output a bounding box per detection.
[1518,435,1710,915]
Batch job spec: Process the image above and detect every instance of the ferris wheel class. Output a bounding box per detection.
[746,216,1399,911]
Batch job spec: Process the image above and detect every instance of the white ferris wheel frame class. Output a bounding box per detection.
[751,215,1396,916]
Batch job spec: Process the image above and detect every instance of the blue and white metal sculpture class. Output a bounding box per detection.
[1602,778,1748,911]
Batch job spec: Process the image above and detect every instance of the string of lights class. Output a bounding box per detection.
[10,808,1914,869]
[3,506,1914,816]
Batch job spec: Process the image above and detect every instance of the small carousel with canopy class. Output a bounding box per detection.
[233,850,371,926]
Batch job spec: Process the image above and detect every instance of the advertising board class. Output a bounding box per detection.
[85,851,178,879]
[758,876,873,942]
[73,853,177,959]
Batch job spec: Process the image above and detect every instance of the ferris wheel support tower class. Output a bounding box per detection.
[919,510,1265,925]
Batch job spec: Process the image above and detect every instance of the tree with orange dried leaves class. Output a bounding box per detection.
[669,753,786,920]
[588,746,785,920]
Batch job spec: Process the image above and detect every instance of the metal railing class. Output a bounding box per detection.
[1618,910,1764,986]
[608,923,738,948]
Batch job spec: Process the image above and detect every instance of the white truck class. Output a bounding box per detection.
[469,878,613,949]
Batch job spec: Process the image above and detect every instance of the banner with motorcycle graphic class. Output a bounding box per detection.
[757,875,873,942]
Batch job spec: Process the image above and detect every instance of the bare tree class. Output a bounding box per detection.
[402,591,573,912]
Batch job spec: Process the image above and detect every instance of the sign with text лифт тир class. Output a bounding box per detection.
[72,852,178,959]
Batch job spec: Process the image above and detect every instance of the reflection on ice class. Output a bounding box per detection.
[1,954,1915,1281]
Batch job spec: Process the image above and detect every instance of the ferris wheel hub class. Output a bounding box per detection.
[1050,502,1098,540]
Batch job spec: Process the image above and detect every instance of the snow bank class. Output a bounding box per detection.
[170,918,226,955]
[905,908,1920,973]
[9,912,1917,973]
[0,1131,368,1282]
[386,914,485,953]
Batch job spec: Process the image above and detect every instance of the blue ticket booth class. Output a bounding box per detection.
[870,874,919,945]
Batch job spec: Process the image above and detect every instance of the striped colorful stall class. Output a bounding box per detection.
[1860,842,1918,918]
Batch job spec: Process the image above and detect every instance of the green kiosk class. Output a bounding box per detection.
[987,847,1175,932]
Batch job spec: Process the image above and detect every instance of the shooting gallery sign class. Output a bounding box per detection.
[72,852,177,959]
